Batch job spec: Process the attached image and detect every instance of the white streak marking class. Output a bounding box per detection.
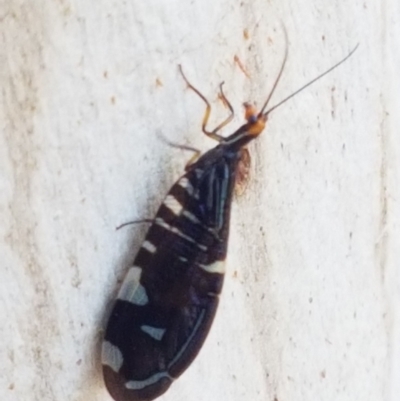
[142,240,156,254]
[155,218,207,251]
[178,177,198,198]
[117,267,149,305]
[101,341,123,372]
[164,194,183,216]
[199,261,225,274]
[183,210,201,224]
[126,372,172,390]
[140,325,166,341]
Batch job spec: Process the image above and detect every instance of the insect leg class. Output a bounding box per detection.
[234,147,251,196]
[209,82,234,136]
[116,219,154,230]
[179,65,234,142]
[169,142,202,170]
[156,130,201,168]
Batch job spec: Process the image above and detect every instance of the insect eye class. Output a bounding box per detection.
[248,115,258,124]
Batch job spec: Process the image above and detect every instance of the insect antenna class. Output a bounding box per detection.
[263,43,359,117]
[258,25,289,116]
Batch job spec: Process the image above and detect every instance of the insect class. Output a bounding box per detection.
[101,36,358,401]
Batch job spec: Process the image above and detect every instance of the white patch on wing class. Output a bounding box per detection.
[163,194,183,215]
[199,261,225,274]
[126,372,172,390]
[101,341,123,372]
[140,325,166,341]
[142,240,156,254]
[117,267,149,305]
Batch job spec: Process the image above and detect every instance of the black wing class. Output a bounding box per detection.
[102,147,241,401]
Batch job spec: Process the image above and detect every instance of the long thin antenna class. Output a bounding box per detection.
[258,24,289,116]
[264,43,359,117]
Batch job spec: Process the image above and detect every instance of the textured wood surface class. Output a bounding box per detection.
[1,1,398,401]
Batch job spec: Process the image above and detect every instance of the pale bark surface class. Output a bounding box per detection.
[1,1,398,401]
